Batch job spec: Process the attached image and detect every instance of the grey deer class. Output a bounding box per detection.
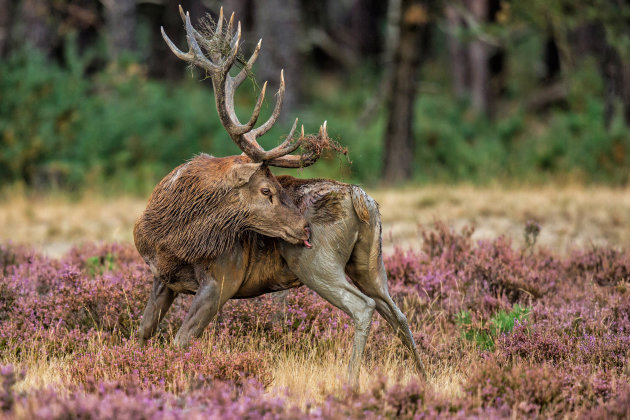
[134,6,425,383]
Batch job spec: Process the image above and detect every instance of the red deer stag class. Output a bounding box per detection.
[134,6,425,383]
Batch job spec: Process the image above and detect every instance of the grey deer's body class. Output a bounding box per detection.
[135,6,425,383]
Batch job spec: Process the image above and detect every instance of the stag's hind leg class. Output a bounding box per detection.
[138,276,176,345]
[285,259,376,385]
[346,256,426,377]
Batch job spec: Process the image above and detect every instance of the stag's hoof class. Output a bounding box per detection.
[173,333,190,349]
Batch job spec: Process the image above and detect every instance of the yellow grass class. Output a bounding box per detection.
[5,329,471,408]
[2,185,630,257]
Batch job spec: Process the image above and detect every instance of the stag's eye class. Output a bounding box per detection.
[261,188,271,196]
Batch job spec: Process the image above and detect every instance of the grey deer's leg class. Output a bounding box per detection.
[346,257,426,377]
[285,255,376,385]
[138,276,176,345]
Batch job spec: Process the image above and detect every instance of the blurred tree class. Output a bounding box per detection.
[382,0,430,183]
[254,0,301,115]
[444,0,505,117]
[358,0,401,125]
[101,0,136,59]
[512,0,630,125]
[18,0,52,54]
[0,0,13,58]
[572,21,630,126]
[445,3,468,99]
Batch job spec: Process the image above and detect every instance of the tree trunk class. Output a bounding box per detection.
[254,0,300,115]
[571,22,630,126]
[0,0,13,58]
[445,4,469,99]
[444,0,505,116]
[599,44,630,126]
[102,0,136,60]
[467,0,491,115]
[543,35,561,83]
[382,0,428,183]
[358,0,401,124]
[19,0,51,54]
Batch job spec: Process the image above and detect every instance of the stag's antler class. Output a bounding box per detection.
[161,5,328,168]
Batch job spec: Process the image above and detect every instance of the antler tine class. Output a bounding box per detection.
[266,121,328,168]
[221,21,241,73]
[234,39,261,88]
[239,81,267,132]
[163,11,220,73]
[250,69,285,138]
[227,12,235,40]
[215,7,224,36]
[161,26,192,61]
[230,24,240,48]
[183,12,213,68]
[258,118,302,161]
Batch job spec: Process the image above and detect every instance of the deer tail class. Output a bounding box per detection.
[350,185,384,273]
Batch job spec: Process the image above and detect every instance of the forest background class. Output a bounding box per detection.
[1,0,630,193]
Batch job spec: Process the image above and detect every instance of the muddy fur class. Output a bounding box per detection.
[276,176,352,224]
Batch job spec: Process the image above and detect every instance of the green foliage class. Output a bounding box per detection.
[0,41,235,193]
[456,304,531,350]
[2,34,630,191]
[86,253,116,277]
[412,89,630,184]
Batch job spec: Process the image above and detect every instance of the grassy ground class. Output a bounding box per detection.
[1,185,629,417]
[2,185,629,256]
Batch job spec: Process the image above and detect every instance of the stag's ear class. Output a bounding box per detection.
[227,162,263,187]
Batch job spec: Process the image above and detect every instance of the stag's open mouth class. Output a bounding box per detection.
[282,226,312,248]
[303,227,312,249]
[283,231,311,248]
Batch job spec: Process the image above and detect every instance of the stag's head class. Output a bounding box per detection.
[157,6,331,249]
[217,156,312,246]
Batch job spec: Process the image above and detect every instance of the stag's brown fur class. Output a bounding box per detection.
[134,154,309,284]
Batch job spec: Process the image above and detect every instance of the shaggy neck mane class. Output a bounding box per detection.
[141,157,252,262]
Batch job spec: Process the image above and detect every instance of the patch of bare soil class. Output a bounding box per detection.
[1,185,628,257]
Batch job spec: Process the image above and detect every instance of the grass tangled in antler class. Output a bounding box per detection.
[196,13,255,84]
[300,133,350,165]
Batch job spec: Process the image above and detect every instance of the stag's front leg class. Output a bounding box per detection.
[138,276,176,345]
[174,274,222,348]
